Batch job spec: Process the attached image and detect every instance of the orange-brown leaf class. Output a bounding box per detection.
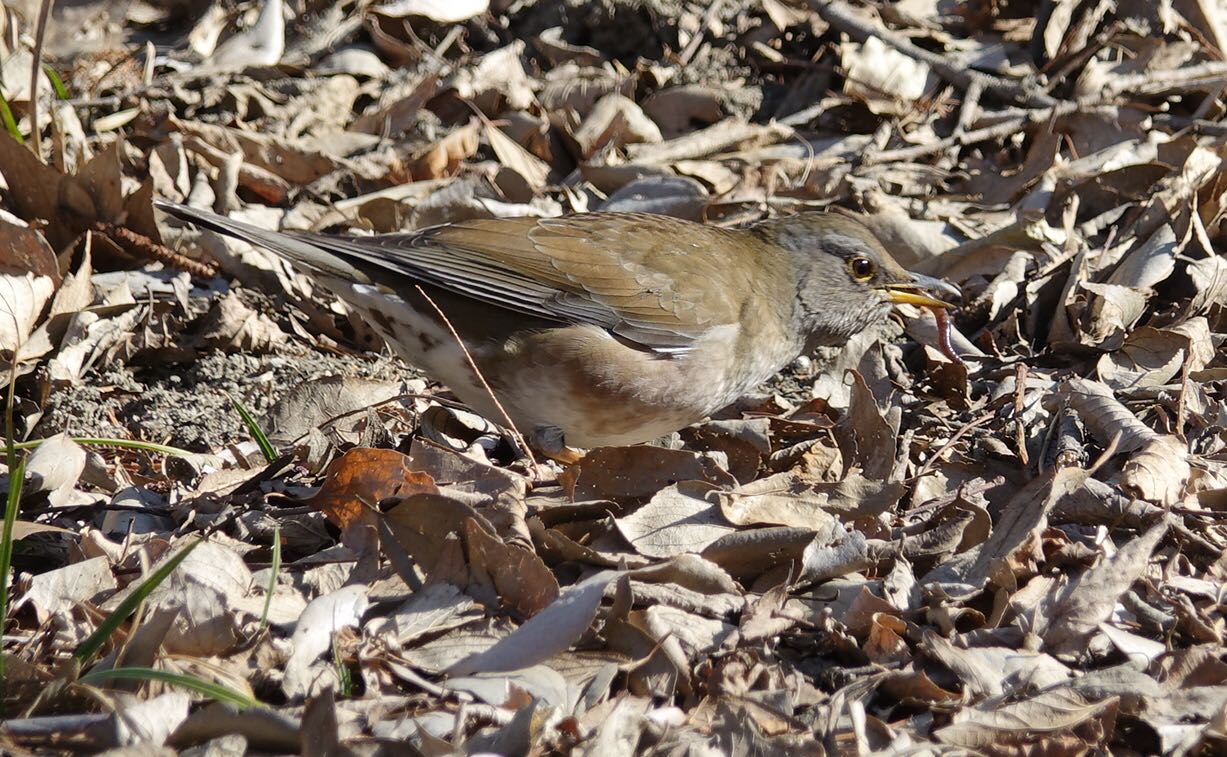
[307,448,438,530]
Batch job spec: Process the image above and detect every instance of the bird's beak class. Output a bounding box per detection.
[878,272,961,309]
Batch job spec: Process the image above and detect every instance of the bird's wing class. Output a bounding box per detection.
[316,214,752,353]
[156,199,758,354]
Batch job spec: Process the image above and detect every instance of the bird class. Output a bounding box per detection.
[155,201,959,461]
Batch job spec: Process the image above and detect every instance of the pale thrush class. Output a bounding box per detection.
[156,202,958,458]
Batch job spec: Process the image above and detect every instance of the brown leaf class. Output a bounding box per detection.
[935,688,1118,751]
[614,481,736,558]
[0,271,55,354]
[484,120,551,189]
[962,466,1090,589]
[571,93,662,158]
[412,120,480,180]
[463,517,560,617]
[1062,377,1158,454]
[307,448,438,531]
[1120,435,1189,506]
[834,370,896,479]
[1040,520,1168,655]
[718,471,905,527]
[0,219,58,284]
[561,446,736,501]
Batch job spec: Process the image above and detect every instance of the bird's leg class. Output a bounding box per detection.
[528,425,586,465]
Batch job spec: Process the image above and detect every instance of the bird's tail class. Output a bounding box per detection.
[154,200,371,283]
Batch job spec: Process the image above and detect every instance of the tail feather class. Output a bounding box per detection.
[154,200,371,284]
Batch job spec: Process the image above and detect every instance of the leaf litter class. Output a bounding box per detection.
[0,0,1226,754]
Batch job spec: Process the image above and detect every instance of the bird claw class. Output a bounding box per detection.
[528,425,586,465]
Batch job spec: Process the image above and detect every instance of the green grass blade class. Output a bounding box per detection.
[74,539,203,664]
[40,65,69,101]
[78,666,259,709]
[258,526,281,631]
[333,639,353,697]
[0,91,23,143]
[231,397,276,463]
[0,456,27,647]
[1,322,23,709]
[13,436,199,459]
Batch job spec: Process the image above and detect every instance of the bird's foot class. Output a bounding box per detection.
[528,425,586,465]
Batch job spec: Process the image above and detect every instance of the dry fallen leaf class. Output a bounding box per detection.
[447,571,618,676]
[307,447,438,531]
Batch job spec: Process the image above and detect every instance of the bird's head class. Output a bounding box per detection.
[753,212,960,347]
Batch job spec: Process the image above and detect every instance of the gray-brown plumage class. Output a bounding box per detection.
[156,201,957,459]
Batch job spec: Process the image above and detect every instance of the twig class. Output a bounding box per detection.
[1014,363,1030,468]
[1154,115,1227,136]
[91,221,218,278]
[413,285,537,466]
[678,0,727,67]
[862,99,1107,164]
[29,0,55,159]
[952,80,983,138]
[1104,60,1227,97]
[910,411,995,482]
[809,0,1057,108]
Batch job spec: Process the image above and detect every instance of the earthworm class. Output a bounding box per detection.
[932,307,963,365]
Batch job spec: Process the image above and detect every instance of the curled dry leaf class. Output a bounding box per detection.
[197,291,286,353]
[484,120,551,189]
[840,36,937,115]
[142,541,255,656]
[283,584,370,700]
[572,93,663,158]
[561,446,736,500]
[263,375,403,444]
[935,687,1119,751]
[1061,377,1157,454]
[0,218,58,284]
[413,120,481,180]
[1097,318,1214,389]
[25,433,87,494]
[16,556,115,625]
[0,272,54,353]
[1120,435,1189,506]
[463,517,560,617]
[716,468,903,522]
[639,604,737,662]
[114,691,192,747]
[962,466,1090,590]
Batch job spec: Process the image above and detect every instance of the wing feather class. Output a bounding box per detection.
[289,213,753,353]
[156,202,759,355]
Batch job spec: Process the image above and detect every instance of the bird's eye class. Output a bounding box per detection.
[848,257,875,281]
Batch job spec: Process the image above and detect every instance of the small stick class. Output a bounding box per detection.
[911,411,995,483]
[678,0,727,67]
[92,221,218,279]
[29,0,55,159]
[413,285,537,467]
[1014,363,1030,468]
